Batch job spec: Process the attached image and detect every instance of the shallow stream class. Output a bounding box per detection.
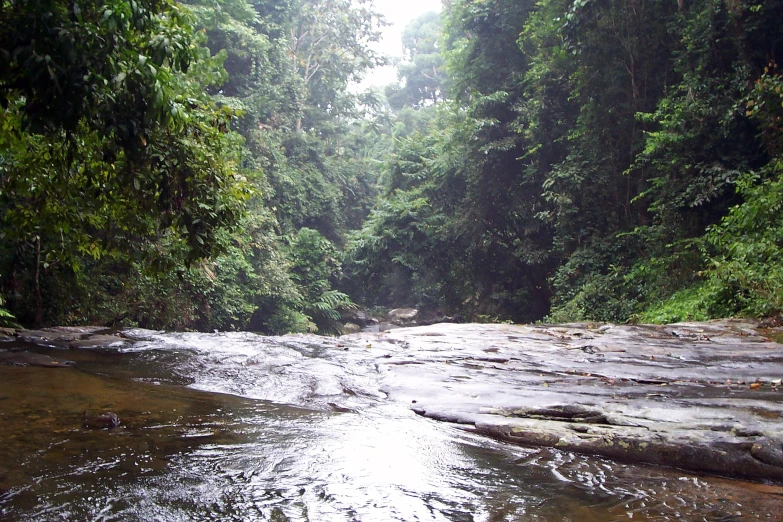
[1,331,782,521]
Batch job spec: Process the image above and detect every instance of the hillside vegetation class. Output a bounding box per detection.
[1,0,781,331]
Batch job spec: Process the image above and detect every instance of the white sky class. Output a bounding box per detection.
[357,0,443,90]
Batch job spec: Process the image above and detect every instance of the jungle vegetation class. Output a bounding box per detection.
[1,0,781,332]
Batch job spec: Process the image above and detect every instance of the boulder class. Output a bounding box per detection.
[83,411,121,430]
[759,315,783,328]
[342,309,369,327]
[18,329,84,346]
[341,322,362,334]
[341,309,379,328]
[388,308,418,325]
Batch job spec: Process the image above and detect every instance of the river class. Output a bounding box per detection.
[1,328,782,520]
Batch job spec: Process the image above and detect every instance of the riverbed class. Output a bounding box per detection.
[2,322,783,520]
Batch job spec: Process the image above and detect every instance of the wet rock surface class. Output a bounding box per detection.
[3,321,783,520]
[388,307,419,324]
[11,326,133,350]
[381,307,460,328]
[82,410,121,430]
[0,350,75,367]
[353,319,783,482]
[340,321,362,334]
[5,319,783,483]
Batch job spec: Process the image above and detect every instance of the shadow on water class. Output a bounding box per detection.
[1,335,783,521]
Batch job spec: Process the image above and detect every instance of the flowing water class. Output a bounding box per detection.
[1,331,782,521]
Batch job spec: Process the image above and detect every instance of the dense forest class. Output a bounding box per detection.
[1,0,781,333]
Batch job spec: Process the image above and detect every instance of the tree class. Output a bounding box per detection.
[385,11,448,110]
[0,0,249,325]
[288,0,386,133]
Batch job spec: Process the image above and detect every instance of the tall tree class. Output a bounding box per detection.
[288,0,385,133]
[0,0,249,325]
[385,11,448,109]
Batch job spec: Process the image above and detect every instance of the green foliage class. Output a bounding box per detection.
[385,11,448,110]
[528,0,783,322]
[640,282,730,324]
[0,0,257,326]
[547,238,636,323]
[348,0,555,321]
[4,0,782,331]
[351,0,783,326]
[0,1,249,264]
[6,206,304,332]
[287,0,386,133]
[345,185,444,307]
[186,0,386,333]
[636,60,783,321]
[0,292,19,328]
[0,0,390,332]
[286,228,355,333]
[0,0,199,136]
[705,168,783,316]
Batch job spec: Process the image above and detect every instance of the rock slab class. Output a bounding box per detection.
[13,326,131,350]
[352,319,783,482]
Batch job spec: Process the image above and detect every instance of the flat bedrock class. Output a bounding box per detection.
[351,319,783,482]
